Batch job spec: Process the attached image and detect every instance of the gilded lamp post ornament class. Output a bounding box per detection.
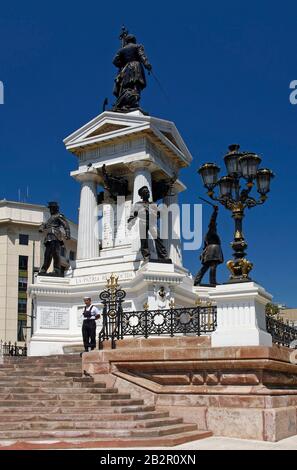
[198,144,274,282]
[106,273,119,291]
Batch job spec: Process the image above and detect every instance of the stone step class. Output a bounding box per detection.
[0,417,182,432]
[0,387,115,394]
[130,423,198,437]
[4,355,81,362]
[0,430,213,449]
[0,372,82,382]
[0,380,105,388]
[0,405,155,414]
[0,365,82,371]
[0,411,169,422]
[99,336,211,350]
[73,382,106,388]
[0,392,131,400]
[0,390,131,403]
[73,377,93,383]
[1,361,81,367]
[63,345,85,354]
[0,398,144,407]
[0,370,81,377]
[0,423,197,440]
[0,353,209,449]
[0,381,75,388]
[64,372,82,377]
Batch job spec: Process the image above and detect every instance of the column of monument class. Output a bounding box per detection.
[131,163,152,203]
[163,192,183,266]
[75,171,100,259]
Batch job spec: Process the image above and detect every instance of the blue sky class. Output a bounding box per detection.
[1,1,297,305]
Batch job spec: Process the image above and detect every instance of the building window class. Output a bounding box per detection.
[18,276,28,292]
[60,246,66,257]
[18,255,28,341]
[19,234,29,245]
[19,255,28,271]
[18,298,27,314]
[69,250,76,261]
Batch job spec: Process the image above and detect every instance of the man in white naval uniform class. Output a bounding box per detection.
[81,297,101,353]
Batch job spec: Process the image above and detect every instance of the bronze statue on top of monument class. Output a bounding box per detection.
[112,26,152,113]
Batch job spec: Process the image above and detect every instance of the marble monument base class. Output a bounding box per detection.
[209,281,273,348]
[28,260,197,356]
[82,337,297,442]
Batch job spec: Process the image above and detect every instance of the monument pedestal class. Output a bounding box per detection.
[28,110,196,356]
[82,337,297,442]
[210,282,273,347]
[28,259,197,356]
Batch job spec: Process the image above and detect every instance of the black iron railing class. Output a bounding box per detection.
[0,341,27,357]
[121,306,217,338]
[98,279,297,350]
[99,303,217,350]
[98,279,126,350]
[266,315,297,348]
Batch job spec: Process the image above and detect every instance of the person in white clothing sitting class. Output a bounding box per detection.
[81,297,101,354]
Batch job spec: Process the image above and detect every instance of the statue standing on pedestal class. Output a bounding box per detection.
[152,174,177,202]
[38,202,71,277]
[101,164,129,201]
[127,186,171,263]
[194,206,223,286]
[112,27,152,112]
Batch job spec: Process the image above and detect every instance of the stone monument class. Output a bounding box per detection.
[28,30,197,355]
[28,29,274,356]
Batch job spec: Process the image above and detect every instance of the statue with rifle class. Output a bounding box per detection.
[194,198,224,286]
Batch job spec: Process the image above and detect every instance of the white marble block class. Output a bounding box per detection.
[210,282,273,347]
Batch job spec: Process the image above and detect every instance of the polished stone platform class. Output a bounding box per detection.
[0,353,210,449]
[82,337,297,441]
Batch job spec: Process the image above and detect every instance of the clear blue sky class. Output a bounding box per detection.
[1,1,296,306]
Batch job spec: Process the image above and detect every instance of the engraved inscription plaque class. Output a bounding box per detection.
[39,305,70,330]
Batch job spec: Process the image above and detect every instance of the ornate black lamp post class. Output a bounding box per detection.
[198,144,274,282]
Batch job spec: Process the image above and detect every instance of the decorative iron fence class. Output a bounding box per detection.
[0,341,27,357]
[99,305,217,349]
[98,276,297,350]
[121,305,217,338]
[98,274,126,350]
[266,315,297,348]
[98,277,217,349]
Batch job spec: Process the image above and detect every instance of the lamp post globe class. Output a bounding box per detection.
[198,144,274,283]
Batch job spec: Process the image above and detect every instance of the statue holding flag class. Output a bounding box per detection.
[112,27,152,112]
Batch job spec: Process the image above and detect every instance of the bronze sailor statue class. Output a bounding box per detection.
[38,201,71,277]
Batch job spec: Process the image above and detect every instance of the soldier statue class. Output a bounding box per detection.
[127,186,171,263]
[151,173,177,202]
[38,202,71,277]
[194,206,223,286]
[112,27,152,112]
[101,164,129,201]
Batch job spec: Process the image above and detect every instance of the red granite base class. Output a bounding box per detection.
[82,337,297,441]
